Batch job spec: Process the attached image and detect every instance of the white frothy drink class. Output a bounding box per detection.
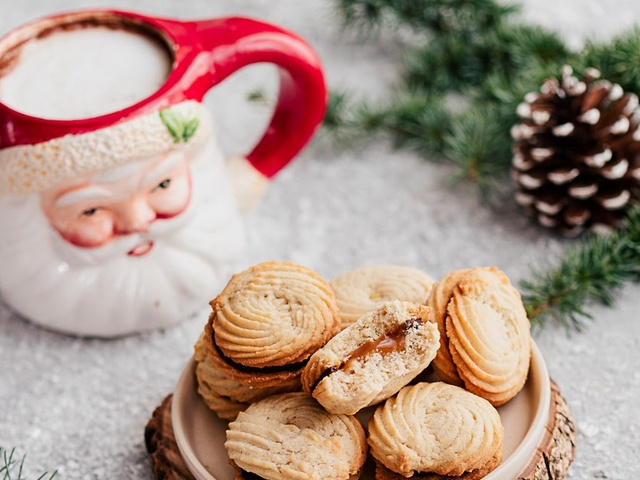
[0,25,171,119]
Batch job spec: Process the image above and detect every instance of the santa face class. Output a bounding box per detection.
[0,136,245,337]
[40,151,192,255]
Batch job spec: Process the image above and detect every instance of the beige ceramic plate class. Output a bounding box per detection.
[172,341,550,480]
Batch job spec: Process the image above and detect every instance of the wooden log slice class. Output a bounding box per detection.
[145,380,576,480]
[145,394,195,480]
[516,380,577,479]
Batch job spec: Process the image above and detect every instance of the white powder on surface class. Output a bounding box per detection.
[1,1,640,479]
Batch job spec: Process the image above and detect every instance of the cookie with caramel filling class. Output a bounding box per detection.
[301,300,440,415]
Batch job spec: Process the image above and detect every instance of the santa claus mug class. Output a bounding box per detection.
[0,10,326,336]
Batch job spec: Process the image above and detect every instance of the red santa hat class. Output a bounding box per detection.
[0,100,209,196]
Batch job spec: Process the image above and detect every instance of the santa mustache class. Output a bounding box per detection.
[51,206,195,266]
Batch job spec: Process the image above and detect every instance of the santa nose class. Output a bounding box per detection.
[113,197,157,234]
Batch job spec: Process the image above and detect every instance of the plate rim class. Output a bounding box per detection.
[171,362,218,479]
[484,340,550,479]
[172,340,551,480]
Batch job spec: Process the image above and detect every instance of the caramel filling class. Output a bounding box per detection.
[313,317,422,392]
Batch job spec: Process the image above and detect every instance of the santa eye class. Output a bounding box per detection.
[82,207,98,217]
[156,178,171,190]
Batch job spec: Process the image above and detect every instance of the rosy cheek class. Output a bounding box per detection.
[152,175,192,219]
[56,216,115,248]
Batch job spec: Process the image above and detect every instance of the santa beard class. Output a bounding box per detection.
[0,142,245,337]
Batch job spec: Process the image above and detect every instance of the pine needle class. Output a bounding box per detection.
[322,88,453,156]
[321,89,353,131]
[444,102,515,190]
[335,0,518,35]
[370,90,453,156]
[0,447,57,480]
[580,26,640,95]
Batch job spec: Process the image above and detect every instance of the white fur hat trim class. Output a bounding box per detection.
[0,100,209,196]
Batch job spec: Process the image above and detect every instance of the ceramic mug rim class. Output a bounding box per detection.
[0,9,181,125]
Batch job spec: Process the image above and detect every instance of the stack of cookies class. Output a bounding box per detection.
[193,261,532,480]
[194,261,341,420]
[428,267,531,406]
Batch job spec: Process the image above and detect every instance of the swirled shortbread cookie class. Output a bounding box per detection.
[213,261,340,368]
[225,392,367,480]
[428,267,531,406]
[331,265,435,329]
[427,268,475,386]
[302,300,440,415]
[368,382,503,478]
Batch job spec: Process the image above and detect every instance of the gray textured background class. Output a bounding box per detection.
[1,1,639,478]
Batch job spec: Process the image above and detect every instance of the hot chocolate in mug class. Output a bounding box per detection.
[0,10,326,336]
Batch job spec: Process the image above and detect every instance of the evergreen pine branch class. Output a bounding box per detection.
[496,23,573,72]
[403,36,489,93]
[329,0,640,196]
[334,0,518,36]
[579,26,640,95]
[521,206,640,330]
[0,447,57,480]
[367,90,453,156]
[333,0,388,29]
[474,61,563,108]
[443,102,514,193]
[404,22,571,94]
[322,88,454,156]
[321,89,354,132]
[327,0,580,191]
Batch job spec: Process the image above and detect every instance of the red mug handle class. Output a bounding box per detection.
[158,16,327,179]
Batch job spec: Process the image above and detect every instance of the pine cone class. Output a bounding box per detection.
[511,66,640,236]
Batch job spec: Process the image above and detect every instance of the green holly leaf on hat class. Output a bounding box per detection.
[159,106,200,143]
